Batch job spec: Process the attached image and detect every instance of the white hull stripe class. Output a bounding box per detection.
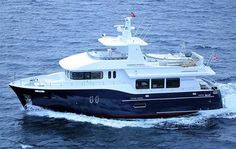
[122,96,214,102]
[35,90,45,93]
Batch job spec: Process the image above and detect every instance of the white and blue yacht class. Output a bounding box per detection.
[9,16,223,118]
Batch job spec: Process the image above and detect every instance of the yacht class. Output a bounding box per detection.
[9,16,223,118]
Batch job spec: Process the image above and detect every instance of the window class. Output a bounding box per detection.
[166,78,180,88]
[151,79,164,89]
[91,72,103,79]
[84,72,91,79]
[70,72,84,80]
[68,71,103,80]
[108,71,111,79]
[113,71,116,79]
[136,79,150,89]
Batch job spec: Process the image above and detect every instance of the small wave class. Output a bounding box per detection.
[217,76,236,83]
[20,144,33,149]
[193,45,221,51]
[25,82,236,129]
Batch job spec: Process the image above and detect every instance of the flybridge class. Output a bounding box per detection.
[98,17,148,46]
[59,15,209,72]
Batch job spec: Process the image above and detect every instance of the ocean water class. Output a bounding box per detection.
[1,0,236,148]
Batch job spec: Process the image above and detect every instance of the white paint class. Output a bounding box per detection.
[35,90,45,93]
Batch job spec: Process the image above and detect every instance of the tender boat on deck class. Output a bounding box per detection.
[9,16,223,118]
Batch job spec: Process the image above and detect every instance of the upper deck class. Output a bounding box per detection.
[58,16,215,77]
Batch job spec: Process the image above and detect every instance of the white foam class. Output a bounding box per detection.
[20,144,33,149]
[217,83,236,109]
[25,82,236,128]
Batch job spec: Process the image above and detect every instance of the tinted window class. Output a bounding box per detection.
[108,71,111,79]
[113,71,116,79]
[71,72,84,80]
[166,78,180,88]
[151,79,164,89]
[84,72,91,79]
[136,79,150,89]
[69,71,103,80]
[91,72,103,79]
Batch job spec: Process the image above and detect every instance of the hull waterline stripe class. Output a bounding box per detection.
[122,95,215,102]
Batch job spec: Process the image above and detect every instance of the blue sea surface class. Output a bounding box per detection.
[1,0,236,148]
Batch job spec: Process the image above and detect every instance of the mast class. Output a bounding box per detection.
[98,16,148,64]
[115,17,134,39]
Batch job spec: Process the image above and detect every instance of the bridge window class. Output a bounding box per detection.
[166,78,180,88]
[136,79,150,89]
[71,72,84,80]
[68,71,103,80]
[91,72,103,79]
[151,79,164,89]
[84,72,91,79]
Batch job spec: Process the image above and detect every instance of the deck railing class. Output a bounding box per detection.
[87,48,128,60]
[12,78,128,88]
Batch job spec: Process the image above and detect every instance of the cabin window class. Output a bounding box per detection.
[113,71,116,79]
[136,79,150,89]
[69,71,103,80]
[166,78,180,88]
[151,79,164,89]
[108,71,111,79]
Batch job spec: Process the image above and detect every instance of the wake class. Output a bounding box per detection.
[25,82,236,128]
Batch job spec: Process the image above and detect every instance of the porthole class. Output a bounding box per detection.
[113,71,116,79]
[108,71,111,79]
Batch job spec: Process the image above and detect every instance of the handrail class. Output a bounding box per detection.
[13,79,128,88]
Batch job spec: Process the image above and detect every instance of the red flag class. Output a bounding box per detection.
[212,53,219,61]
[130,12,136,17]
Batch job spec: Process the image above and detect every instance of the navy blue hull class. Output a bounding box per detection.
[10,86,223,118]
